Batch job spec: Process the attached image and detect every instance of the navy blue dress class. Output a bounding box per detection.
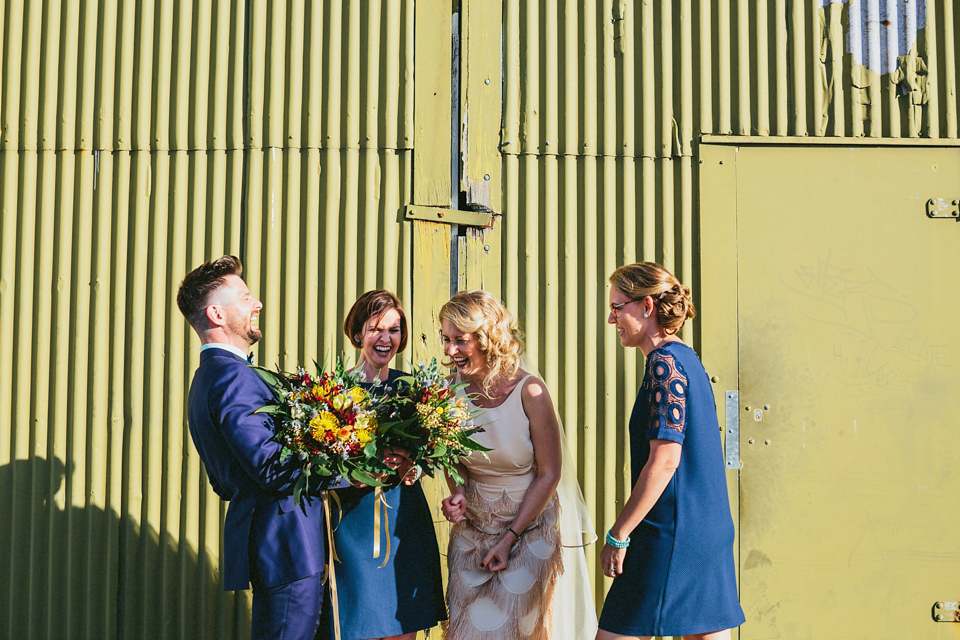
[598,342,745,636]
[322,369,446,639]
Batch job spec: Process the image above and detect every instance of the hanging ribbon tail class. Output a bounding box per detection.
[372,487,393,568]
[322,491,342,640]
[328,490,343,561]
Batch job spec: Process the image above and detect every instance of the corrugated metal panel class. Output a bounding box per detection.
[0,0,414,637]
[498,0,960,607]
[0,1,413,152]
[4,0,960,636]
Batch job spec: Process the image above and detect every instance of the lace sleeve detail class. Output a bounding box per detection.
[646,350,689,435]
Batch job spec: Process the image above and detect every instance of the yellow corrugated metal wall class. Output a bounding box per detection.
[498,0,960,608]
[1,1,413,638]
[2,0,959,638]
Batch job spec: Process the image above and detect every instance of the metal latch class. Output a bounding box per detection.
[933,602,960,622]
[724,391,741,469]
[926,198,960,220]
[404,205,493,227]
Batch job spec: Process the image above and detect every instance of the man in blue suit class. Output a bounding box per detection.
[177,255,334,639]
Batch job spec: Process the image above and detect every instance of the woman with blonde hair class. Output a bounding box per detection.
[596,263,744,640]
[439,290,596,640]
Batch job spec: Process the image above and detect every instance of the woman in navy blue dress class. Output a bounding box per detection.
[324,290,446,640]
[597,263,745,640]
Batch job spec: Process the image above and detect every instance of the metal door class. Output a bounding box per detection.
[702,142,960,639]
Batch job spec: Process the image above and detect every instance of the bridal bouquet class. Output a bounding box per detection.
[378,358,489,485]
[252,358,393,504]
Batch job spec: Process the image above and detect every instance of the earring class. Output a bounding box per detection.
[643,312,649,318]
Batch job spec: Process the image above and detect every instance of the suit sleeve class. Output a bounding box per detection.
[207,361,303,493]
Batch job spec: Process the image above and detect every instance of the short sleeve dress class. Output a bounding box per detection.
[320,369,447,639]
[597,342,745,637]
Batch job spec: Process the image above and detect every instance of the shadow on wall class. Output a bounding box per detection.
[0,457,241,639]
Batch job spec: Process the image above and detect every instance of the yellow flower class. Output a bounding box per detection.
[310,411,340,439]
[332,392,353,411]
[313,380,335,399]
[347,386,367,405]
[355,429,373,445]
[355,413,375,431]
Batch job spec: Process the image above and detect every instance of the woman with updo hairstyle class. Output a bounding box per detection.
[322,290,446,640]
[596,263,745,640]
[438,290,597,639]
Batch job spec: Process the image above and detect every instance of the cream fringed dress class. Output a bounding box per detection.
[445,375,563,640]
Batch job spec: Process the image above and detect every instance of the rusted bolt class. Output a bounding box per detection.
[437,212,445,218]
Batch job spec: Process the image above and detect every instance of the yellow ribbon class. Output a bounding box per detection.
[322,491,342,640]
[373,486,392,568]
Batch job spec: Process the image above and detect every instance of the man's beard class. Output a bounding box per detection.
[227,313,262,345]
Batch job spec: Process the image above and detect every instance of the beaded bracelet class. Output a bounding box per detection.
[605,529,630,549]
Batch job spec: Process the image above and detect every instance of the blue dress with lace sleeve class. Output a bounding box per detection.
[598,342,746,636]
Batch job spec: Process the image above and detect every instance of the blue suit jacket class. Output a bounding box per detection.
[187,348,326,590]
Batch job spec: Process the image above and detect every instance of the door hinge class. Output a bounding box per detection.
[404,205,494,228]
[925,198,960,220]
[725,391,742,469]
[933,602,960,622]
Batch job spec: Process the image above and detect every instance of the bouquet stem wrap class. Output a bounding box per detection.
[322,491,342,640]
[373,487,392,568]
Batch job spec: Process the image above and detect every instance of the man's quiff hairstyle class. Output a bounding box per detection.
[177,255,244,329]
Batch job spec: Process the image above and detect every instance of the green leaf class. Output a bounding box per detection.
[293,474,307,506]
[253,405,286,415]
[250,366,285,390]
[350,468,388,487]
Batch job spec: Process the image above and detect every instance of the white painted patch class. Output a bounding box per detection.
[819,0,927,75]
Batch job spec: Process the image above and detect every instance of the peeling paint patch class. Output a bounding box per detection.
[819,0,926,75]
[745,549,774,570]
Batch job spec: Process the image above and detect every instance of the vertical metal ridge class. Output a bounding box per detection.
[754,0,770,136]
[639,0,655,158]
[717,0,732,134]
[736,0,751,135]
[698,0,714,136]
[939,0,957,137]
[774,0,788,136]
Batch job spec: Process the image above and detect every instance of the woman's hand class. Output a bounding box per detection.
[400,464,421,486]
[382,447,414,482]
[480,534,514,572]
[441,491,467,523]
[599,542,626,578]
